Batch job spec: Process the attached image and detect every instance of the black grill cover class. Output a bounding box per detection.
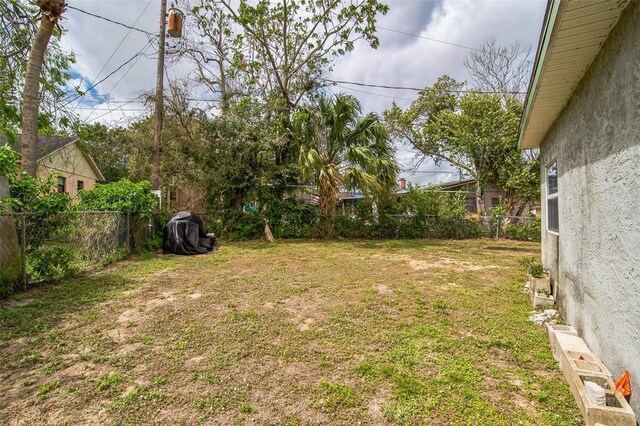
[162,211,214,255]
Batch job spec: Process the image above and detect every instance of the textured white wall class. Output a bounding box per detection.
[540,2,640,415]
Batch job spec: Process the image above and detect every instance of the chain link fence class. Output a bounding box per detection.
[0,211,130,298]
[329,213,541,241]
[478,215,542,240]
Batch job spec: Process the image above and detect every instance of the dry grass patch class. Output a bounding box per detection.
[0,239,581,425]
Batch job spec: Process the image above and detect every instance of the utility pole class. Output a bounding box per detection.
[151,0,167,191]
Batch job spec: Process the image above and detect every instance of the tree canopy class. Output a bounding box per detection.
[293,93,397,216]
[384,75,538,214]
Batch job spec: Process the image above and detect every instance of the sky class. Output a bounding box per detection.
[61,0,548,186]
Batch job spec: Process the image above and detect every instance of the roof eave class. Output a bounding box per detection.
[518,0,563,150]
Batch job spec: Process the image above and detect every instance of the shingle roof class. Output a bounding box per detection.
[0,134,105,181]
[0,135,77,160]
[435,178,476,190]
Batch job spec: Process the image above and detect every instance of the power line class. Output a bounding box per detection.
[335,85,415,102]
[377,26,532,64]
[86,99,146,123]
[62,38,157,109]
[85,39,156,121]
[327,79,526,95]
[72,0,153,113]
[378,26,482,53]
[67,5,156,36]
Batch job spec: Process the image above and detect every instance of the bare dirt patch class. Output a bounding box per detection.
[0,240,580,425]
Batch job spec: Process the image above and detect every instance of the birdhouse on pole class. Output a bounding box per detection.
[167,5,184,38]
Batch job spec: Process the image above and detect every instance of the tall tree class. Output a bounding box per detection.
[385,76,538,215]
[293,93,397,217]
[191,0,389,113]
[463,40,531,101]
[0,0,73,136]
[20,0,67,176]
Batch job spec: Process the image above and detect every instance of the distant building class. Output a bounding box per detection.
[1,136,105,200]
[435,178,503,214]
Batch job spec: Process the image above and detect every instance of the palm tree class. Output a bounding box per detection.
[21,0,67,176]
[293,93,398,217]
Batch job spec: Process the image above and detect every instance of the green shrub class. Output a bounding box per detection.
[505,219,541,241]
[265,199,318,238]
[76,179,156,219]
[221,210,263,240]
[519,258,547,278]
[27,247,79,282]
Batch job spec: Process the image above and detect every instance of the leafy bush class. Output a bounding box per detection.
[9,173,70,213]
[219,210,263,240]
[27,247,79,282]
[0,144,20,176]
[1,145,71,213]
[76,179,156,219]
[519,258,547,278]
[505,219,541,241]
[265,199,318,238]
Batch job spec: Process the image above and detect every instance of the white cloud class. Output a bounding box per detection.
[59,0,546,182]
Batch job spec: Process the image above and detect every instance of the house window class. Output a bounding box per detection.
[77,180,84,191]
[57,176,66,194]
[465,197,477,213]
[491,197,500,208]
[547,161,558,232]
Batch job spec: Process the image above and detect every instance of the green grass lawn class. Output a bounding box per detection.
[0,239,581,425]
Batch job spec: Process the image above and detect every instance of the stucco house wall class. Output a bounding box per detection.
[539,2,640,414]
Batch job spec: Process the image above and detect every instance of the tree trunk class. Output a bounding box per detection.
[20,15,55,177]
[0,176,22,293]
[318,178,336,217]
[475,180,485,215]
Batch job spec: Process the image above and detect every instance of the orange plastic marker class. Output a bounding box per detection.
[614,370,631,397]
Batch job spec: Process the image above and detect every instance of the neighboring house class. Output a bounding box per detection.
[336,178,511,216]
[1,136,105,200]
[435,178,503,214]
[336,179,410,215]
[519,0,638,415]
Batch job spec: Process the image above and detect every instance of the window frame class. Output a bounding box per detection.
[57,176,66,194]
[77,180,84,191]
[546,160,559,234]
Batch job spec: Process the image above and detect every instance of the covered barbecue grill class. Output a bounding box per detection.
[162,211,214,255]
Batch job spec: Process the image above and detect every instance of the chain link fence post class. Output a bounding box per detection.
[126,212,131,253]
[20,214,27,291]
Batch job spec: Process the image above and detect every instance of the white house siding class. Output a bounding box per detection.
[539,2,640,414]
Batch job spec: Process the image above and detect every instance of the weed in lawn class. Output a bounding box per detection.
[19,351,39,365]
[96,372,123,391]
[37,379,59,399]
[42,356,61,375]
[239,402,256,414]
[433,299,454,311]
[355,360,378,379]
[313,381,357,413]
[194,388,248,415]
[153,376,166,385]
[108,386,164,412]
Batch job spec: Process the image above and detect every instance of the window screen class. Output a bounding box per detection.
[547,161,558,232]
[57,176,66,194]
